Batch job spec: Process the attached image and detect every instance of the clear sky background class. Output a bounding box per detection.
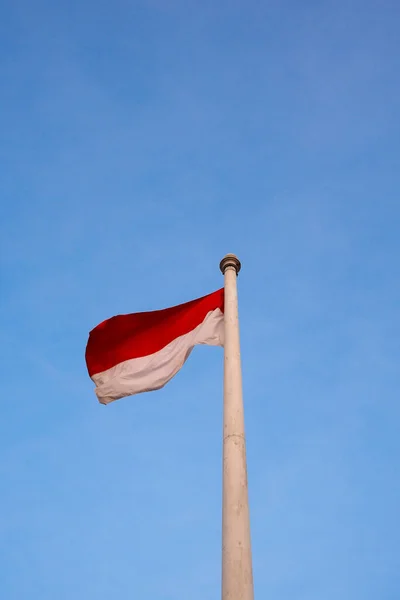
[1,1,399,598]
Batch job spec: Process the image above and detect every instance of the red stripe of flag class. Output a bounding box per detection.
[85,288,224,377]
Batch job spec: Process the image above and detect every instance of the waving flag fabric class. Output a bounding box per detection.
[85,289,224,404]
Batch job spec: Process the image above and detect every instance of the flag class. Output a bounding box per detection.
[85,289,224,404]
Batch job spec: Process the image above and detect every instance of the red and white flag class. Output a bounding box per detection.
[85,289,224,404]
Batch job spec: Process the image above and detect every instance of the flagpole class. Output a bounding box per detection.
[220,254,254,600]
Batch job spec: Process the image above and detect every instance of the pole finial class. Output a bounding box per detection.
[220,254,241,275]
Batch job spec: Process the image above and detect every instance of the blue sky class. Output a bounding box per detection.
[1,0,399,598]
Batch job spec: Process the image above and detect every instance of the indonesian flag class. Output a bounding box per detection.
[85,289,224,404]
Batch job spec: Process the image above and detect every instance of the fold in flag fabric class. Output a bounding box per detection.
[85,289,224,405]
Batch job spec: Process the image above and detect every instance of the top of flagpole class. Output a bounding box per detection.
[220,254,241,275]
